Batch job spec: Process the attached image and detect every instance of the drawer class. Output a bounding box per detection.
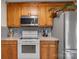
[40,41,59,45]
[1,40,17,45]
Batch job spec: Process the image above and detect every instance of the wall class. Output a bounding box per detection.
[6,0,74,2]
[1,0,8,39]
[1,0,7,26]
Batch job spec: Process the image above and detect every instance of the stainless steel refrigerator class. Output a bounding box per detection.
[52,11,77,59]
[64,11,77,59]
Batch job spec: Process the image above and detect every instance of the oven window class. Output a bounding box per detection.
[22,45,36,53]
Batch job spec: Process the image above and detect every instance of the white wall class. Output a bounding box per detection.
[6,0,74,2]
[1,0,7,26]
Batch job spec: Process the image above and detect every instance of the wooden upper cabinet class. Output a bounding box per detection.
[38,6,46,27]
[21,3,39,16]
[38,4,53,27]
[30,3,39,16]
[21,4,30,16]
[14,4,21,27]
[7,3,15,27]
[46,6,53,27]
[7,3,21,28]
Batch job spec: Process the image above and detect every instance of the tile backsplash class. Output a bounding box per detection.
[1,26,8,39]
[1,26,53,39]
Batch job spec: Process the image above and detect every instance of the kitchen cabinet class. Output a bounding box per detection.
[40,42,49,59]
[21,3,30,16]
[30,3,39,16]
[39,4,53,27]
[40,41,59,59]
[49,42,58,59]
[21,3,39,16]
[1,40,17,59]
[7,3,21,28]
[46,6,54,27]
[7,3,74,28]
[38,6,46,27]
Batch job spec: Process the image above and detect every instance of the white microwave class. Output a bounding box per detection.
[21,16,38,26]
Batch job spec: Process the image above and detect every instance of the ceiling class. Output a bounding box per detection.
[2,0,74,2]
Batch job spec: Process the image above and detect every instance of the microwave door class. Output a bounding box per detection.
[21,18,34,26]
[21,16,38,26]
[21,18,32,24]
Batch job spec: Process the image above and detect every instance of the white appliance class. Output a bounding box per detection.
[18,30,40,59]
[18,40,40,59]
[21,30,38,39]
[52,11,77,59]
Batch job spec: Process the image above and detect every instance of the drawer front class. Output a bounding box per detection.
[40,41,59,45]
[1,40,17,45]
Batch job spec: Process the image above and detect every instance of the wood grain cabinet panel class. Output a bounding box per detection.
[1,44,9,59]
[21,3,39,16]
[40,44,49,59]
[49,44,58,59]
[7,3,15,27]
[21,6,30,16]
[7,3,21,28]
[30,3,39,16]
[14,4,21,27]
[39,4,53,27]
[46,6,53,27]
[40,41,59,59]
[38,6,46,27]
[1,40,17,59]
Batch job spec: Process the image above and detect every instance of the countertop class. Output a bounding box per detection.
[1,37,19,40]
[40,37,59,41]
[1,37,59,41]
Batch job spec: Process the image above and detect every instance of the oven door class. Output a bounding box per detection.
[18,40,40,59]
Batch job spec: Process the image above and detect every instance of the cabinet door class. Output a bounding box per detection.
[14,4,21,27]
[39,6,46,27]
[30,4,39,16]
[46,6,53,27]
[7,4,21,28]
[8,45,17,59]
[21,7,30,16]
[1,40,17,59]
[21,4,30,16]
[1,44,9,59]
[7,3,15,27]
[40,43,49,59]
[1,44,17,59]
[49,44,58,59]
[30,7,38,16]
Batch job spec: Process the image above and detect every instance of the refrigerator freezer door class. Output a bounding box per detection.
[65,50,77,59]
[65,11,77,49]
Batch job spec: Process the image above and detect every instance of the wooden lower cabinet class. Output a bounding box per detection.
[40,41,59,59]
[1,40,17,59]
[40,44,49,59]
